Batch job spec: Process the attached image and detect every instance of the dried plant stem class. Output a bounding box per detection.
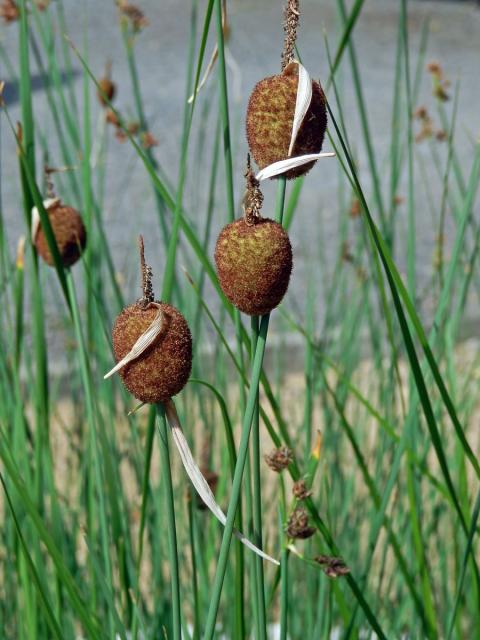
[156,404,181,640]
[204,177,287,639]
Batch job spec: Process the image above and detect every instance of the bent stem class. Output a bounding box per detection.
[155,403,181,640]
[204,177,287,639]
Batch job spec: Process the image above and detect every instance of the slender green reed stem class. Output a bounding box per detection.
[251,314,267,640]
[204,177,287,639]
[155,404,181,640]
[279,480,289,640]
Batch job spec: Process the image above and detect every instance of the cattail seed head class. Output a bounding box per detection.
[215,218,292,316]
[34,199,86,268]
[246,64,327,179]
[112,302,192,404]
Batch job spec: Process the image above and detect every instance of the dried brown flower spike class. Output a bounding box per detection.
[286,507,316,540]
[105,237,192,404]
[265,446,293,472]
[97,61,116,107]
[315,555,350,578]
[0,0,19,23]
[246,1,333,180]
[214,159,292,316]
[292,479,312,500]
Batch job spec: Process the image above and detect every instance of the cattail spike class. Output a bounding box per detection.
[243,155,263,225]
[282,0,300,71]
[138,235,154,306]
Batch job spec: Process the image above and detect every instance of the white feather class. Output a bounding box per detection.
[288,62,312,157]
[256,152,335,181]
[165,400,279,565]
[104,307,164,379]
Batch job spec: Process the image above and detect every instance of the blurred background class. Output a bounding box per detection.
[1,0,479,365]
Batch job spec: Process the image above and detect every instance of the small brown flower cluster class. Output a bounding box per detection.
[413,106,447,144]
[264,446,293,472]
[286,507,315,540]
[427,61,450,102]
[117,1,149,32]
[349,198,361,218]
[105,109,157,148]
[292,479,312,500]
[1,0,49,23]
[0,0,19,23]
[314,555,350,578]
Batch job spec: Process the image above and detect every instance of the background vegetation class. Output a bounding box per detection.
[0,0,479,638]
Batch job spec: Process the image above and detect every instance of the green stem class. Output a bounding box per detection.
[155,404,181,640]
[204,178,287,639]
[251,315,267,640]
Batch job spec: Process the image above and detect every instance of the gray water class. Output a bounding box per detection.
[1,0,480,359]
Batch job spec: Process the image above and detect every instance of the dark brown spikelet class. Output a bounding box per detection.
[35,201,86,268]
[286,507,316,540]
[215,218,292,316]
[97,77,116,107]
[292,479,312,500]
[0,0,19,23]
[314,555,350,578]
[265,446,293,473]
[246,65,327,179]
[112,302,192,404]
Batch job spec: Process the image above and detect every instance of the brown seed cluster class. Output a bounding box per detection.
[413,106,446,144]
[286,507,316,540]
[118,1,149,31]
[0,0,19,22]
[97,77,116,107]
[246,66,327,179]
[264,446,293,473]
[112,302,192,404]
[427,60,450,102]
[34,201,87,268]
[292,479,312,500]
[215,218,292,316]
[314,555,350,578]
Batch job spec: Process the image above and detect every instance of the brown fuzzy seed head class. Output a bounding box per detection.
[112,302,192,404]
[97,78,116,106]
[286,507,316,540]
[35,203,86,268]
[215,218,292,316]
[292,479,312,500]
[246,70,327,179]
[265,446,293,473]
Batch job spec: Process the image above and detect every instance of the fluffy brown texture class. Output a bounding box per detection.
[35,203,87,268]
[112,302,192,404]
[246,69,327,179]
[215,218,292,316]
